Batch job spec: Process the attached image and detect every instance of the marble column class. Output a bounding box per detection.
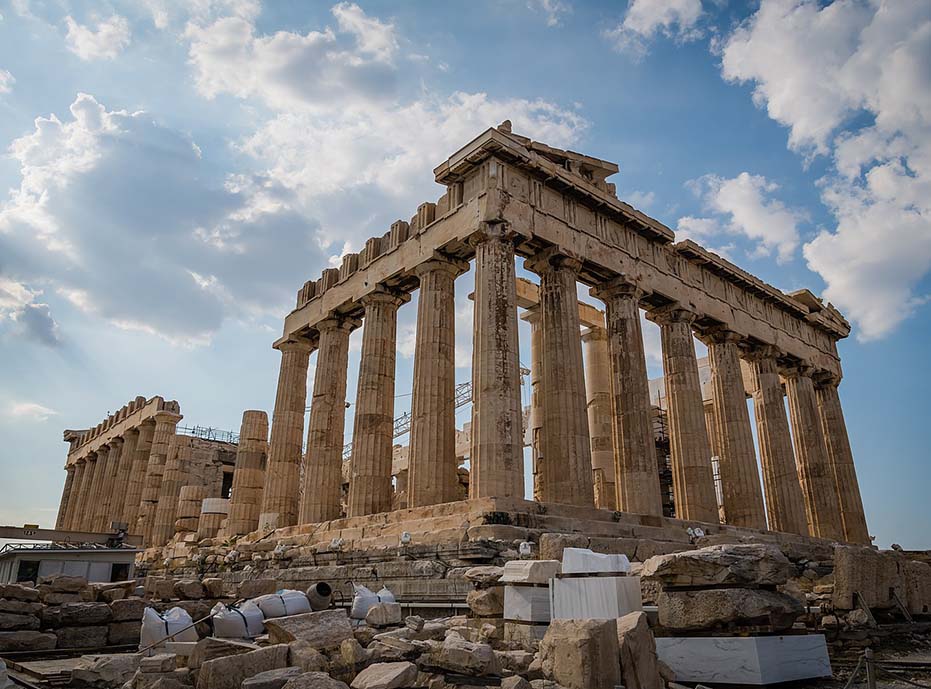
[592,279,663,517]
[582,326,616,510]
[175,485,207,534]
[408,257,467,508]
[56,466,76,529]
[228,410,269,535]
[469,224,524,499]
[783,365,844,541]
[521,306,545,502]
[63,460,86,530]
[111,430,138,526]
[259,338,313,531]
[815,376,870,544]
[75,454,98,531]
[526,250,594,507]
[647,305,718,523]
[137,411,182,545]
[347,289,406,517]
[122,422,155,533]
[301,317,354,523]
[153,435,190,546]
[89,445,112,532]
[98,438,124,531]
[745,347,807,536]
[703,329,767,529]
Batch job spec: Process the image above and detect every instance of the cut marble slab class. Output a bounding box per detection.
[504,585,551,622]
[550,576,642,620]
[655,635,832,685]
[561,548,630,574]
[500,559,561,584]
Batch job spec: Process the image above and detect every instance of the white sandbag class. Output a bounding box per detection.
[376,586,396,604]
[211,601,264,639]
[349,584,379,620]
[561,547,631,575]
[139,606,198,653]
[253,590,311,619]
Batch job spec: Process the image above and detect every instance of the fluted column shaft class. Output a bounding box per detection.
[527,250,594,507]
[469,225,524,498]
[582,326,616,510]
[228,410,269,535]
[521,307,544,501]
[784,366,844,541]
[301,318,354,523]
[259,339,313,530]
[593,280,663,517]
[123,422,155,532]
[63,461,86,530]
[648,306,718,523]
[348,290,405,517]
[408,257,466,508]
[100,438,125,531]
[111,430,138,526]
[816,378,870,544]
[75,454,98,531]
[56,467,76,529]
[703,330,767,529]
[89,445,112,532]
[153,435,189,546]
[746,349,807,535]
[137,412,182,545]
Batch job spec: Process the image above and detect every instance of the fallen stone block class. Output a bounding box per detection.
[174,581,206,601]
[41,591,82,605]
[280,673,349,689]
[0,612,39,631]
[656,588,804,632]
[197,643,290,689]
[539,618,620,689]
[467,587,504,617]
[349,661,417,689]
[422,632,499,676]
[641,544,791,588]
[40,574,88,592]
[188,637,259,670]
[264,610,353,649]
[238,580,278,598]
[241,667,304,689]
[111,597,149,621]
[500,678,532,689]
[141,654,177,673]
[463,566,504,587]
[71,653,141,688]
[0,599,42,615]
[60,602,113,626]
[0,630,57,651]
[616,612,663,689]
[108,621,142,645]
[0,584,40,601]
[365,603,402,628]
[202,579,226,599]
[55,625,109,649]
[289,640,328,673]
[499,560,560,585]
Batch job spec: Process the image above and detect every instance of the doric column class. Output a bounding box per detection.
[582,326,616,510]
[520,306,544,501]
[591,279,663,517]
[63,460,86,530]
[647,305,718,523]
[702,329,767,529]
[228,410,269,535]
[137,411,182,545]
[259,338,313,531]
[89,445,112,532]
[175,485,207,534]
[783,364,844,541]
[526,249,594,507]
[301,317,354,523]
[74,454,98,531]
[56,466,76,529]
[111,430,138,526]
[815,375,870,544]
[122,421,155,532]
[153,435,190,546]
[469,224,524,499]
[98,438,124,531]
[745,347,807,535]
[347,289,407,517]
[408,257,467,508]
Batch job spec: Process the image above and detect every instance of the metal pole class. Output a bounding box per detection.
[865,648,876,689]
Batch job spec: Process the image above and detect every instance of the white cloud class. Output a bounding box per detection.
[720,0,931,339]
[678,172,804,263]
[604,0,704,59]
[0,68,13,94]
[7,402,58,422]
[64,14,132,61]
[528,0,573,27]
[625,190,655,209]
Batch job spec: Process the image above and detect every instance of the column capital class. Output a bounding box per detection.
[813,370,842,388]
[696,326,744,347]
[276,336,314,354]
[414,253,469,279]
[109,436,125,447]
[152,410,183,426]
[316,314,360,333]
[581,325,608,343]
[468,221,519,248]
[524,246,583,276]
[645,303,697,326]
[741,342,783,362]
[360,286,410,309]
[779,361,816,379]
[590,275,644,302]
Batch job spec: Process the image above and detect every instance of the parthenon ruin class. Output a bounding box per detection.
[56,122,870,553]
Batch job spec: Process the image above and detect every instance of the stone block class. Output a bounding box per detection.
[280,673,349,689]
[500,560,560,584]
[349,661,417,689]
[145,577,176,601]
[173,581,206,600]
[202,579,226,599]
[140,654,176,673]
[41,591,82,605]
[833,545,901,610]
[109,621,142,645]
[641,544,790,588]
[539,618,621,689]
[0,584,40,601]
[60,602,112,626]
[905,560,931,615]
[0,612,39,631]
[551,576,642,620]
[72,652,141,687]
[241,667,304,689]
[423,632,499,676]
[0,630,57,652]
[467,587,504,617]
[656,588,803,632]
[197,644,290,689]
[463,566,504,587]
[616,612,663,689]
[40,574,88,592]
[288,640,328,673]
[500,678,531,689]
[562,548,630,575]
[111,597,149,621]
[504,586,550,623]
[264,610,353,649]
[365,603,402,628]
[538,533,589,561]
[0,599,42,615]
[655,635,832,685]
[188,637,259,670]
[239,580,278,598]
[55,625,109,649]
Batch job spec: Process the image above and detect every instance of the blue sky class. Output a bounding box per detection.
[1,0,929,548]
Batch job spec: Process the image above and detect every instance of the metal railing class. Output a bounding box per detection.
[175,425,239,444]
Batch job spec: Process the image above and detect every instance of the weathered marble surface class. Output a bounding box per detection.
[504,585,551,622]
[550,576,642,620]
[655,635,831,685]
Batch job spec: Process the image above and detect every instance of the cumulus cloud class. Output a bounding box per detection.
[528,0,573,27]
[604,0,704,59]
[0,68,13,94]
[0,277,61,346]
[720,0,931,339]
[7,401,58,422]
[678,172,804,263]
[64,14,131,60]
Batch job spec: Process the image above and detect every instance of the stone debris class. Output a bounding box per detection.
[71,653,142,687]
[657,588,804,632]
[538,619,620,689]
[466,587,504,617]
[264,610,353,649]
[641,544,790,587]
[280,673,349,689]
[616,612,664,689]
[363,603,401,629]
[348,661,417,689]
[241,667,305,689]
[197,644,290,689]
